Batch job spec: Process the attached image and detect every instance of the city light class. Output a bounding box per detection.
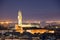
[0,21,13,24]
[48,30,54,33]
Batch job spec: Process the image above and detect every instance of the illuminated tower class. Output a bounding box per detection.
[18,10,22,26]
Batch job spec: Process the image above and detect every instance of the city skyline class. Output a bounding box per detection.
[0,0,60,21]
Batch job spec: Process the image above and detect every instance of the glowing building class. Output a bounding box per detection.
[15,10,54,34]
[15,10,40,33]
[17,10,40,28]
[18,11,22,27]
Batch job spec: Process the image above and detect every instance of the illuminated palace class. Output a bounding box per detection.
[15,10,54,34]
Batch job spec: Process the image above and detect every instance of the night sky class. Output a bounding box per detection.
[0,0,60,21]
